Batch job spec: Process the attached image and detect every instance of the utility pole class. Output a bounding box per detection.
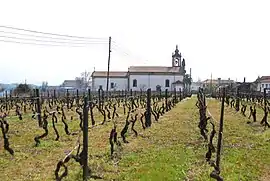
[106,36,112,98]
[210,73,213,95]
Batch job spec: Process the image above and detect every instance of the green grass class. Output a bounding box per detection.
[1,97,270,180]
[187,98,270,181]
[118,145,193,181]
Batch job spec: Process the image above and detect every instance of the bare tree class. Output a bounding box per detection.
[41,81,48,92]
[75,70,91,89]
[75,77,84,89]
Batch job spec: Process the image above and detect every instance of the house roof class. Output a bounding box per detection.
[260,79,270,83]
[203,79,234,84]
[261,76,270,80]
[62,80,78,87]
[256,76,270,83]
[91,71,127,77]
[202,79,218,84]
[128,66,181,73]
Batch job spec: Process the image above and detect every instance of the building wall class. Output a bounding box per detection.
[191,82,202,91]
[129,74,183,91]
[92,77,128,91]
[173,84,184,91]
[257,82,270,92]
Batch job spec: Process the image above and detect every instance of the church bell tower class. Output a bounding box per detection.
[172,45,186,74]
[172,45,181,67]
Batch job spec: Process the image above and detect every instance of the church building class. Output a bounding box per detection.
[91,45,187,92]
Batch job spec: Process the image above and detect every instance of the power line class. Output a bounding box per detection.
[111,42,130,56]
[0,39,107,47]
[0,30,107,43]
[0,25,107,40]
[111,46,129,56]
[111,41,147,63]
[0,34,108,45]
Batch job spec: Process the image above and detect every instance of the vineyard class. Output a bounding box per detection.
[0,88,270,181]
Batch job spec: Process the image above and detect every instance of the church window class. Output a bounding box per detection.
[111,82,114,89]
[165,79,170,87]
[262,84,264,88]
[133,79,137,87]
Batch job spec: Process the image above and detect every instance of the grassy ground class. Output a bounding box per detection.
[0,97,270,181]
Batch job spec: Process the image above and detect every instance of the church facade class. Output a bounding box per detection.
[91,45,187,92]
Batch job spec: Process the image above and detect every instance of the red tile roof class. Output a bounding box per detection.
[91,71,127,77]
[128,66,181,73]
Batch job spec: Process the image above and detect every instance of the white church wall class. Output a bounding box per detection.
[129,74,184,91]
[92,77,128,91]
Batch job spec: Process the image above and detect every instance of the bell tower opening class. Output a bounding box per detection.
[172,45,181,67]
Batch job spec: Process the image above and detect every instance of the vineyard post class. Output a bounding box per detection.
[174,88,177,104]
[218,88,221,101]
[82,96,90,180]
[159,89,162,100]
[165,89,168,111]
[76,89,79,105]
[101,89,104,108]
[53,89,56,105]
[215,87,225,177]
[263,88,267,122]
[121,90,124,97]
[98,88,101,109]
[36,89,42,127]
[235,87,240,111]
[179,88,182,101]
[5,90,8,112]
[47,90,50,98]
[66,89,70,109]
[145,88,151,128]
[130,89,133,97]
[124,90,127,105]
[140,89,143,98]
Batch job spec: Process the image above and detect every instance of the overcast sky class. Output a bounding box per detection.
[0,0,269,85]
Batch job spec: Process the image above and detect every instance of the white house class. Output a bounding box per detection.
[91,45,188,92]
[191,81,202,92]
[91,71,128,91]
[255,76,270,92]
